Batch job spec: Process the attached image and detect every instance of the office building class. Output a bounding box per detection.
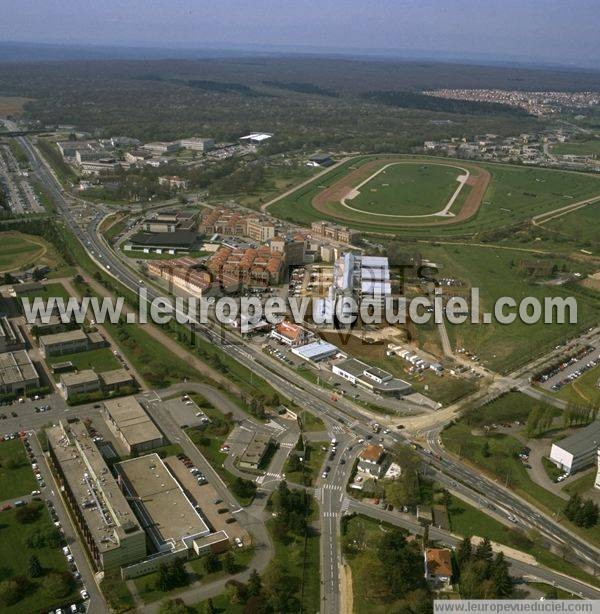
[332,358,412,397]
[46,421,146,570]
[114,454,210,553]
[102,396,164,454]
[60,369,101,399]
[39,329,89,357]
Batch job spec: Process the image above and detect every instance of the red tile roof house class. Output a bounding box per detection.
[424,548,453,588]
[270,321,313,347]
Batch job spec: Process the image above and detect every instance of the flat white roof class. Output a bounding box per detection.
[292,341,338,361]
[240,133,273,142]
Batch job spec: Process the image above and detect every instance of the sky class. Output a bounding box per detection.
[1,0,599,68]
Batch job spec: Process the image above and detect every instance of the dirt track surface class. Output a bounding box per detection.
[312,158,491,227]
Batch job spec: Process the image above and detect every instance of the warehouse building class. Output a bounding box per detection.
[102,396,164,454]
[332,358,412,397]
[115,454,210,553]
[291,340,339,363]
[39,329,90,357]
[550,421,600,474]
[0,350,40,394]
[47,421,147,570]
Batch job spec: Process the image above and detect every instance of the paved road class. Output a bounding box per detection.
[20,134,600,607]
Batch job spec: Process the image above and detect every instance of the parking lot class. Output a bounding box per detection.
[165,456,249,545]
[537,340,600,391]
[161,395,211,428]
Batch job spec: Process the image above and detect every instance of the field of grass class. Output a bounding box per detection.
[0,231,62,273]
[299,409,326,432]
[348,161,465,216]
[211,163,318,210]
[538,201,600,248]
[564,471,596,496]
[446,494,600,588]
[0,502,80,613]
[442,417,600,546]
[283,441,328,487]
[0,439,37,500]
[421,243,598,372]
[48,347,121,379]
[553,140,600,157]
[266,510,320,614]
[270,155,600,238]
[99,570,135,613]
[342,514,420,613]
[133,548,253,604]
[555,364,600,405]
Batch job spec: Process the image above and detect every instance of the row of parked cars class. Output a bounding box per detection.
[176,453,207,485]
[550,355,599,391]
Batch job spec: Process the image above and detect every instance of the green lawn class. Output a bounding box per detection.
[270,155,600,238]
[99,569,135,613]
[446,493,600,588]
[0,502,80,613]
[342,514,416,613]
[0,439,37,500]
[540,200,600,249]
[421,243,598,372]
[134,548,253,604]
[265,506,320,614]
[48,347,121,379]
[564,471,596,496]
[349,161,466,216]
[442,417,600,546]
[555,364,600,406]
[298,410,326,433]
[283,441,328,487]
[553,140,600,157]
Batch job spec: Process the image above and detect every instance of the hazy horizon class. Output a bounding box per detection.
[1,0,599,70]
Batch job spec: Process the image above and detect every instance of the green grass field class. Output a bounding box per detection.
[422,243,598,372]
[347,161,464,216]
[553,140,600,157]
[0,231,55,272]
[0,501,80,613]
[0,439,37,500]
[540,201,600,248]
[446,494,600,588]
[442,418,600,546]
[269,155,600,238]
[48,347,121,380]
[555,364,600,406]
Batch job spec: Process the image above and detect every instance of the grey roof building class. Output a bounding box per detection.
[550,421,600,474]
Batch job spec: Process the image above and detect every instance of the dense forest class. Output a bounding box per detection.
[0,57,550,152]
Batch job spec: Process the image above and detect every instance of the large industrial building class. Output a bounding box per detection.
[549,421,600,474]
[102,396,164,454]
[115,454,211,554]
[0,349,40,394]
[47,421,147,570]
